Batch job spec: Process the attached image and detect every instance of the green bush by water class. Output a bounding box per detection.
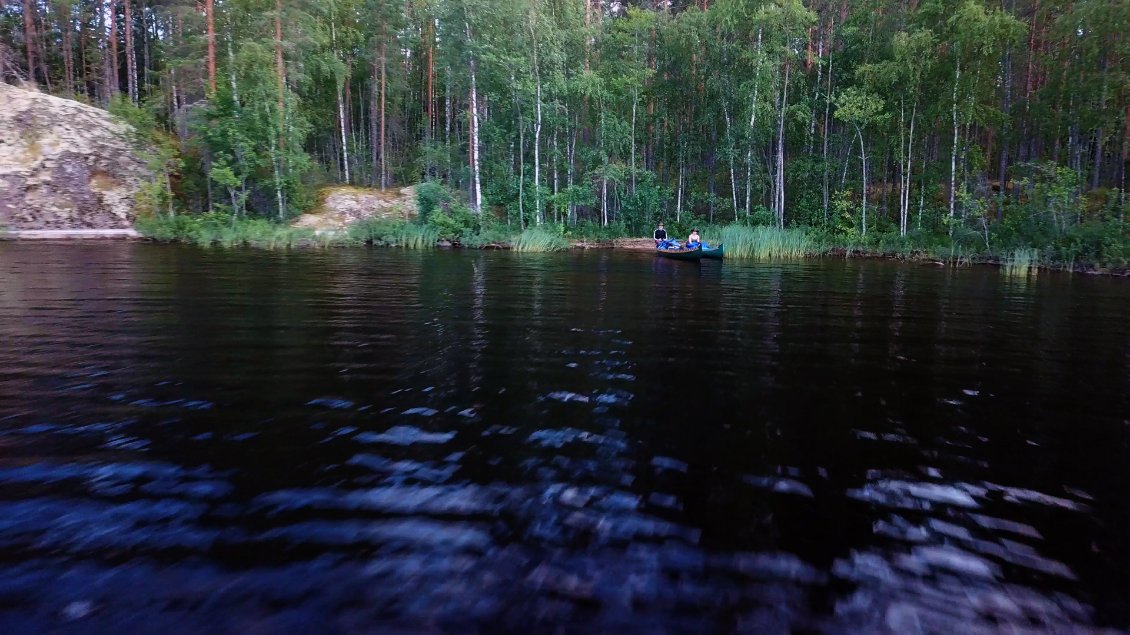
[460,227,516,249]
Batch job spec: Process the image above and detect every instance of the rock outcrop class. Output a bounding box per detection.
[292,185,417,232]
[0,83,151,230]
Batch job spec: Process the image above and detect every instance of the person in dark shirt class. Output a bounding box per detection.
[653,222,668,245]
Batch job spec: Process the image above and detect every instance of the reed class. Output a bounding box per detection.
[1002,247,1039,277]
[512,227,569,252]
[392,223,440,249]
[715,225,813,261]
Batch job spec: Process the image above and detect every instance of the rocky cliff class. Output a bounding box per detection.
[292,185,418,232]
[0,83,151,230]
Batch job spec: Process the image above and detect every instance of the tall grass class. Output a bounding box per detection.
[512,227,569,252]
[137,213,316,248]
[345,218,437,248]
[1002,247,1039,277]
[392,223,439,249]
[715,226,813,261]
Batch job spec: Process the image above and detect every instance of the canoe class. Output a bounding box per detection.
[656,244,703,261]
[702,243,725,260]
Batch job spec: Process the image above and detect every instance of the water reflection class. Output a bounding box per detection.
[0,244,1128,632]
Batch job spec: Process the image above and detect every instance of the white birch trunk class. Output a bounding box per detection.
[676,145,684,222]
[517,79,525,228]
[630,91,637,196]
[902,102,916,236]
[746,28,763,218]
[857,124,868,236]
[466,23,482,214]
[533,71,543,225]
[380,46,388,187]
[776,60,791,229]
[823,14,835,223]
[949,55,960,226]
[724,103,738,220]
[338,85,350,184]
[267,103,284,219]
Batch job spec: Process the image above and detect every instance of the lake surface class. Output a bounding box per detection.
[1,243,1128,633]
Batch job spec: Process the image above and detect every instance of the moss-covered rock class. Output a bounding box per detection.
[291,185,417,232]
[0,83,151,230]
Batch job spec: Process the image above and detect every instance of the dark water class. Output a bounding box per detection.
[1,243,1128,634]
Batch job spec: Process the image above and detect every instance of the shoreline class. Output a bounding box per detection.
[4,228,1128,276]
[1,229,141,240]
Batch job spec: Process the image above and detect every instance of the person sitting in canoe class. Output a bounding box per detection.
[686,229,701,248]
[653,222,668,246]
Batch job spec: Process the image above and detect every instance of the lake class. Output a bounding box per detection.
[1,243,1128,633]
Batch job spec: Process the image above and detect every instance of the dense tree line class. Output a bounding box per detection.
[2,0,1128,241]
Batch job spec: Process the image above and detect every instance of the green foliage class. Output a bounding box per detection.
[108,96,182,217]
[565,220,627,242]
[425,203,479,240]
[1052,222,1130,268]
[460,227,517,249]
[416,181,452,223]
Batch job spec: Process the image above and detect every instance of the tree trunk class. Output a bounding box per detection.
[724,103,738,220]
[630,90,637,196]
[109,0,119,96]
[823,15,835,224]
[857,124,868,236]
[61,2,75,95]
[380,43,388,188]
[533,77,543,225]
[949,55,960,227]
[997,45,1012,215]
[775,58,791,229]
[466,21,482,214]
[267,102,285,219]
[79,2,89,96]
[747,28,763,218]
[275,0,285,146]
[426,18,435,142]
[124,0,136,102]
[677,143,684,222]
[901,102,916,236]
[530,8,543,225]
[23,0,37,84]
[338,82,350,183]
[514,76,524,228]
[206,0,216,93]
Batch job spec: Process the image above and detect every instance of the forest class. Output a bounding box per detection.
[2,0,1129,263]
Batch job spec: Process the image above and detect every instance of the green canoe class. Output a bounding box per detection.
[656,244,703,261]
[702,243,724,259]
